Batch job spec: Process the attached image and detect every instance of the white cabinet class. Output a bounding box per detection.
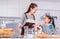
[0,0,31,17]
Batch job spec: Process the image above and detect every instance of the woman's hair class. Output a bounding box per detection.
[45,15,55,28]
[25,3,38,13]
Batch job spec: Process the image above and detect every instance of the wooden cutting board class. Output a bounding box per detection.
[0,28,15,38]
[34,32,60,38]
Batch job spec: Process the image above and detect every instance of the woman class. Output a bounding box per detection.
[19,3,40,36]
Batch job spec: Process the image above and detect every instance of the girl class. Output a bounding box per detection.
[41,15,56,35]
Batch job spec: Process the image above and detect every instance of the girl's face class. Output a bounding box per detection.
[30,7,38,14]
[44,16,50,24]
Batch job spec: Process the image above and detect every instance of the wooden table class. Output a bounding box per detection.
[0,28,15,38]
[35,32,60,38]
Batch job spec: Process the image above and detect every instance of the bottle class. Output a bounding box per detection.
[1,21,6,28]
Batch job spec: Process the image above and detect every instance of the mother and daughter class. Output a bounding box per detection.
[19,3,56,36]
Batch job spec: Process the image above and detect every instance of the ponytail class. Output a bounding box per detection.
[51,17,55,28]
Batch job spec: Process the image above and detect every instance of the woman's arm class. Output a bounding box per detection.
[19,14,26,26]
[18,14,26,34]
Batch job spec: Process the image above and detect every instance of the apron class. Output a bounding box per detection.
[21,13,35,35]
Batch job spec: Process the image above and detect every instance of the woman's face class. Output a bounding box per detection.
[30,7,38,14]
[44,16,50,24]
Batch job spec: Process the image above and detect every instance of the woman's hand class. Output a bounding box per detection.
[18,23,23,34]
[33,23,41,27]
[18,23,23,29]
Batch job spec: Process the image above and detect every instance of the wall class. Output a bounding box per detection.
[0,0,31,17]
[0,0,60,17]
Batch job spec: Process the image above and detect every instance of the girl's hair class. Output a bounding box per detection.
[25,3,38,13]
[45,15,55,28]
